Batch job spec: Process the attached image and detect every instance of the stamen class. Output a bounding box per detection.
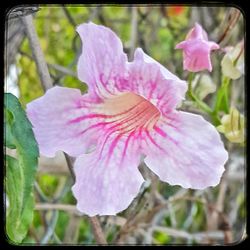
[99,92,161,133]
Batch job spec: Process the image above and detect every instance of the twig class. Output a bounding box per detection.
[116,192,231,244]
[217,8,241,45]
[48,63,77,78]
[89,217,108,245]
[170,196,228,223]
[8,5,40,20]
[19,48,77,77]
[62,5,77,27]
[28,227,39,243]
[53,232,62,244]
[35,202,126,225]
[207,176,228,231]
[149,226,224,242]
[88,7,99,21]
[115,188,189,243]
[34,181,49,202]
[129,6,138,60]
[63,214,82,243]
[35,203,79,213]
[22,14,53,90]
[96,6,107,26]
[41,211,59,244]
[63,153,75,182]
[52,176,72,203]
[22,14,107,245]
[114,178,151,243]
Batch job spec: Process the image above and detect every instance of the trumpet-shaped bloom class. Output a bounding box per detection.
[27,22,228,216]
[176,22,220,72]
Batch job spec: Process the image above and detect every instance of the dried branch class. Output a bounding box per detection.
[19,49,77,78]
[22,14,107,245]
[41,211,59,244]
[115,190,232,244]
[217,8,241,45]
[62,5,77,27]
[207,176,228,231]
[149,226,224,242]
[89,217,108,245]
[8,6,40,20]
[35,203,81,213]
[63,153,75,182]
[28,227,39,243]
[22,14,53,91]
[48,63,77,78]
[63,214,81,243]
[129,7,138,60]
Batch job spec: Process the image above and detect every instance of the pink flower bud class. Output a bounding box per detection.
[176,23,219,72]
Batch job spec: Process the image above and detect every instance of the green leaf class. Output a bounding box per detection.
[4,109,16,149]
[214,87,228,114]
[4,93,39,244]
[5,155,35,243]
[213,77,230,114]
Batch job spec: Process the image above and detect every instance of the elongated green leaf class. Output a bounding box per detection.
[213,77,230,114]
[4,93,39,244]
[5,155,35,243]
[214,87,229,114]
[4,109,16,149]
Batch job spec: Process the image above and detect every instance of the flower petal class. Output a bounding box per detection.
[72,133,144,216]
[209,41,220,50]
[144,111,228,189]
[121,48,187,114]
[186,22,208,40]
[26,86,105,157]
[179,40,213,72]
[77,22,128,98]
[77,22,187,113]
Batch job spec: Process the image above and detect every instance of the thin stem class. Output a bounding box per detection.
[28,227,39,243]
[89,217,108,245]
[53,232,62,244]
[48,63,77,78]
[129,6,138,60]
[23,14,107,245]
[34,181,49,202]
[233,39,244,66]
[149,226,224,242]
[217,8,241,45]
[187,73,213,115]
[22,14,53,90]
[63,153,76,182]
[41,211,59,244]
[8,6,40,20]
[35,203,79,213]
[62,5,77,27]
[189,91,213,114]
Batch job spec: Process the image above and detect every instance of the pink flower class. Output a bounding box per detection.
[176,22,220,72]
[27,22,228,216]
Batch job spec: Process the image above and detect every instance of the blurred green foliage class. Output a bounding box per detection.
[37,174,59,197]
[153,230,171,244]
